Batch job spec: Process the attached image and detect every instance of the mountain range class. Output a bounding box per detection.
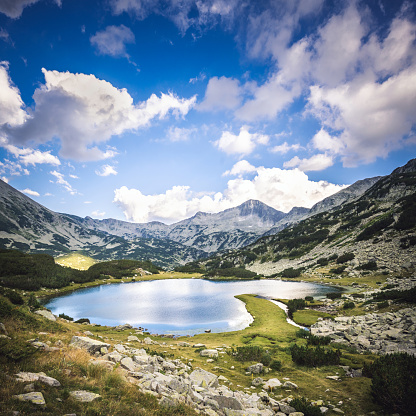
[0,160,413,268]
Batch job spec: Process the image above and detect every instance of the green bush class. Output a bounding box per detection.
[305,296,314,302]
[27,293,41,310]
[290,397,323,416]
[357,261,377,271]
[307,334,331,346]
[281,267,302,278]
[363,353,416,416]
[343,301,355,309]
[59,312,74,321]
[287,298,306,319]
[326,292,342,300]
[330,265,346,274]
[229,345,271,366]
[75,318,90,324]
[3,289,24,305]
[336,252,355,264]
[290,344,341,367]
[269,359,282,371]
[356,214,394,241]
[373,287,416,304]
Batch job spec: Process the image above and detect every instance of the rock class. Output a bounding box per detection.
[69,336,110,354]
[70,390,102,402]
[13,392,46,405]
[23,383,35,392]
[278,403,296,414]
[247,363,263,374]
[178,342,191,347]
[282,381,298,389]
[121,357,137,372]
[189,368,219,388]
[263,378,281,390]
[200,349,219,358]
[34,310,56,321]
[326,375,340,381]
[143,337,153,345]
[89,360,115,370]
[84,331,94,336]
[0,322,8,335]
[252,377,264,387]
[114,323,133,331]
[193,343,206,348]
[127,335,139,342]
[15,372,60,387]
[212,395,244,410]
[288,413,304,416]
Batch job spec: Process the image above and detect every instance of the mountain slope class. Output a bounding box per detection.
[81,199,286,253]
[200,159,416,275]
[0,180,207,268]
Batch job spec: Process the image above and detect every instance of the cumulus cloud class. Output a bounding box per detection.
[20,188,40,197]
[167,126,196,142]
[114,164,345,223]
[0,0,61,18]
[198,76,242,111]
[92,210,106,218]
[0,62,27,127]
[2,68,196,161]
[284,153,334,171]
[223,160,256,176]
[215,126,269,156]
[90,25,135,58]
[270,142,301,154]
[96,164,118,176]
[50,170,77,194]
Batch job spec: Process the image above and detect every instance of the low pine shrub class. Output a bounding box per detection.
[343,301,355,309]
[336,252,355,264]
[229,345,272,366]
[363,353,416,416]
[290,344,341,367]
[290,397,322,416]
[307,334,331,346]
[269,359,282,371]
[326,292,342,300]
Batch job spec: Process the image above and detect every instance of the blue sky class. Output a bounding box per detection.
[0,0,415,224]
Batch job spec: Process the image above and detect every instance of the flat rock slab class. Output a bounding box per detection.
[13,392,46,405]
[190,368,219,388]
[35,310,56,321]
[200,349,219,358]
[70,390,101,402]
[69,336,110,354]
[15,372,61,387]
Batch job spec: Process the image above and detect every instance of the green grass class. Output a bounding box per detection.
[55,252,97,270]
[292,309,334,327]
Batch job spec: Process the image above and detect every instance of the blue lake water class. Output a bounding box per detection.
[44,278,339,335]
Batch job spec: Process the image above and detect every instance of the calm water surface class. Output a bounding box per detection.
[44,279,339,335]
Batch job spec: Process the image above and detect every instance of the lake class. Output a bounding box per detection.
[44,278,339,335]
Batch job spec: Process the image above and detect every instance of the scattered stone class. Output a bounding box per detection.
[0,322,8,335]
[34,310,56,321]
[127,335,139,342]
[23,383,35,393]
[326,376,340,381]
[15,372,61,387]
[189,368,219,388]
[200,349,219,358]
[84,331,94,336]
[143,337,153,345]
[282,381,298,389]
[247,363,263,374]
[69,336,110,354]
[193,343,206,348]
[178,341,191,347]
[263,378,281,390]
[251,377,264,387]
[13,392,46,406]
[114,323,133,331]
[70,390,102,402]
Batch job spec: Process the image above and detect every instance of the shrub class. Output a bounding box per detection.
[281,267,302,278]
[317,258,328,266]
[229,345,271,366]
[287,298,306,319]
[326,292,342,300]
[343,301,355,309]
[305,296,314,302]
[373,287,416,304]
[59,312,74,321]
[330,265,346,274]
[4,289,24,305]
[27,293,41,310]
[357,261,377,271]
[336,252,355,264]
[307,334,331,346]
[290,344,341,367]
[356,214,394,241]
[75,318,90,324]
[363,353,416,416]
[269,360,282,371]
[290,397,323,416]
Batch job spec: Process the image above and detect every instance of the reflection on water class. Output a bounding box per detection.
[44,279,339,335]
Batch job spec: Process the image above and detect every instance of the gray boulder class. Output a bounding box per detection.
[189,368,219,388]
[212,395,244,410]
[13,392,46,406]
[200,349,219,358]
[35,310,56,321]
[69,336,110,354]
[247,363,263,374]
[69,390,101,402]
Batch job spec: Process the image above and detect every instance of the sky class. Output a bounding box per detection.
[0,0,415,225]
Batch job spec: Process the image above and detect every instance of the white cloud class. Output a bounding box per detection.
[311,129,344,154]
[20,188,40,197]
[84,201,92,204]
[167,126,196,142]
[96,164,118,176]
[50,170,77,194]
[215,126,269,156]
[92,210,106,218]
[3,68,196,161]
[223,160,256,176]
[90,25,135,58]
[69,174,78,179]
[1,176,8,183]
[198,76,242,111]
[0,62,27,127]
[284,153,334,172]
[0,0,61,18]
[114,164,345,223]
[270,142,301,154]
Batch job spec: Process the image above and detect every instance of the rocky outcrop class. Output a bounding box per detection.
[69,390,102,402]
[69,336,111,354]
[34,310,56,321]
[311,308,416,355]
